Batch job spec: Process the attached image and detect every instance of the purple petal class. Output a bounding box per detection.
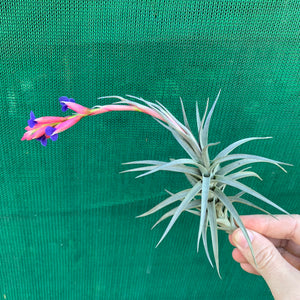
[61,104,68,112]
[59,96,75,112]
[37,135,47,146]
[45,126,58,142]
[28,111,37,128]
[30,111,35,119]
[45,126,56,136]
[59,96,70,103]
[50,134,58,141]
[28,119,36,128]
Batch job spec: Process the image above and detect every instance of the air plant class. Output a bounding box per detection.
[22,91,292,276]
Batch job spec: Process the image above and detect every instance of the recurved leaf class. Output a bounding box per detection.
[212,154,290,174]
[215,175,290,215]
[214,137,272,160]
[214,157,290,176]
[225,170,262,181]
[228,196,274,216]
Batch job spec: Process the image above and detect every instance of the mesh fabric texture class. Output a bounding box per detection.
[1,1,300,299]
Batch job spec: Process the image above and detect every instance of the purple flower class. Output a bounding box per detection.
[36,135,47,146]
[28,111,37,128]
[34,127,58,147]
[45,126,58,141]
[59,96,75,112]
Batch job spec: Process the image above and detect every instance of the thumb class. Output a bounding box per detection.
[232,228,299,298]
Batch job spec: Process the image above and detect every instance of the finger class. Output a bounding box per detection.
[228,234,235,246]
[283,240,300,257]
[233,245,300,268]
[278,248,300,270]
[234,245,300,270]
[232,228,300,300]
[268,237,300,257]
[232,248,260,274]
[240,263,260,275]
[240,214,300,244]
[232,248,247,263]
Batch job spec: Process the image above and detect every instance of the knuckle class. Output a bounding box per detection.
[286,217,299,241]
[254,244,278,271]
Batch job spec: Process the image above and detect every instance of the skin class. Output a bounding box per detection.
[229,215,300,300]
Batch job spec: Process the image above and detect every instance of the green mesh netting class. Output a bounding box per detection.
[1,1,300,299]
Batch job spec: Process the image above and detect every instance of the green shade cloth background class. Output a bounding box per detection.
[1,1,299,299]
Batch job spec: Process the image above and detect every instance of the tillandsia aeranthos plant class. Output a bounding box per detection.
[22,91,292,276]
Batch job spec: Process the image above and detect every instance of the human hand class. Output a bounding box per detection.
[229,215,300,300]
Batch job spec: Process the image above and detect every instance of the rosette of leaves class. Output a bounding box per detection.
[118,91,291,276]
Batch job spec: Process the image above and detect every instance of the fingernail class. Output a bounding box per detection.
[232,229,254,249]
